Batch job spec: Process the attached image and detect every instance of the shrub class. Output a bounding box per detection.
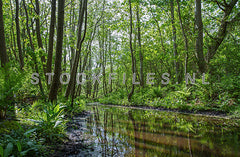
[34,102,66,143]
[64,98,86,114]
[0,124,43,157]
[0,67,24,119]
[175,87,191,101]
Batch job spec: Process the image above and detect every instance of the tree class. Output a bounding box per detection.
[15,0,24,70]
[46,0,57,74]
[49,0,65,101]
[176,0,189,76]
[195,0,206,73]
[170,0,180,82]
[35,0,47,73]
[128,0,135,101]
[0,0,8,67]
[136,0,144,87]
[65,0,88,99]
[207,0,239,62]
[23,0,45,96]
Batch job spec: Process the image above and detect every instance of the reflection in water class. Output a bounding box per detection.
[84,105,239,157]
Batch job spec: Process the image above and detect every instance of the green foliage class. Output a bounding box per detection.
[33,102,66,143]
[230,105,240,118]
[99,79,239,114]
[0,67,24,119]
[221,75,240,101]
[216,93,235,112]
[0,123,43,157]
[150,86,168,99]
[0,142,13,157]
[63,98,86,115]
[0,121,19,134]
[31,100,45,112]
[175,87,191,101]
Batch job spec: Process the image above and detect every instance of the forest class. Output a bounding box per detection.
[0,0,240,156]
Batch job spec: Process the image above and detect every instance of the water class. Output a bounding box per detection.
[80,105,240,157]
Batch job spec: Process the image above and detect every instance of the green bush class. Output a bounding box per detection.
[34,102,66,143]
[175,87,191,101]
[64,98,86,114]
[0,124,43,157]
[31,100,46,112]
[221,75,240,100]
[0,67,24,119]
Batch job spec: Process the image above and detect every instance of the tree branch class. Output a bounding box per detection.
[204,28,218,40]
[30,0,37,13]
[214,0,225,11]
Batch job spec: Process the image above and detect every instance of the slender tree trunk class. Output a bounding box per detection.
[151,10,166,54]
[35,0,47,73]
[109,30,113,93]
[99,27,106,96]
[170,0,180,83]
[49,0,65,101]
[65,0,88,98]
[70,0,88,104]
[46,0,57,74]
[15,0,24,70]
[85,13,102,97]
[10,26,18,61]
[23,0,45,96]
[176,0,189,78]
[86,53,92,98]
[195,0,206,73]
[0,0,14,120]
[128,0,135,101]
[10,0,18,62]
[103,35,107,95]
[35,0,43,49]
[136,1,144,87]
[0,0,8,67]
[69,0,76,70]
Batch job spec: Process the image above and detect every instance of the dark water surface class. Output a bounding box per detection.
[81,105,240,157]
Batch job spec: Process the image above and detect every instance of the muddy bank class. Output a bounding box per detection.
[52,111,96,157]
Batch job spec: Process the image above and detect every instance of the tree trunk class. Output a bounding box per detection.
[85,10,103,97]
[170,0,180,83]
[109,30,113,93]
[195,0,206,73]
[65,0,88,99]
[15,0,24,70]
[176,0,189,78]
[49,0,65,101]
[136,1,144,87]
[128,0,135,101]
[10,0,18,62]
[46,0,57,74]
[86,53,92,98]
[0,0,8,67]
[23,0,45,96]
[35,0,46,73]
[69,0,76,70]
[99,27,106,96]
